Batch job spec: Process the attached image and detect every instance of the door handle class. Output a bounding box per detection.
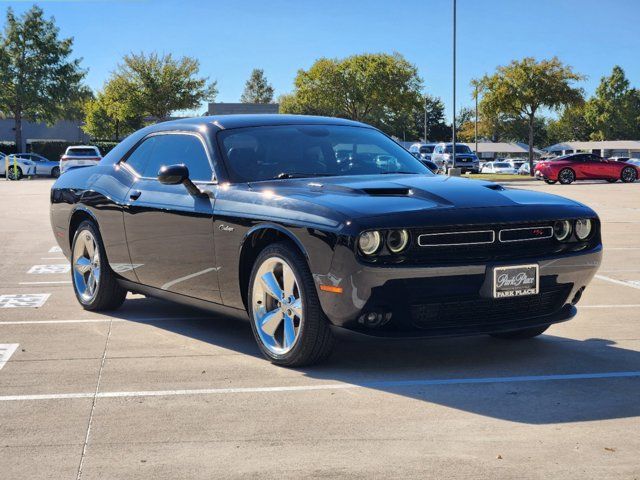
[129,190,142,201]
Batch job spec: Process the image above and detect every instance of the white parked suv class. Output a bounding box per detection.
[60,146,102,174]
[0,152,37,180]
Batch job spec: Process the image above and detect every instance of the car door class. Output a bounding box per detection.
[122,132,221,303]
[581,154,608,179]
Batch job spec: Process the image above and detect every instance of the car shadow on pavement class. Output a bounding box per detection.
[115,296,640,425]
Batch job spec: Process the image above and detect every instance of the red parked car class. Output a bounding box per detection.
[535,153,639,184]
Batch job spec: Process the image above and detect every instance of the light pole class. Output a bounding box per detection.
[474,82,478,156]
[451,0,457,170]
[423,96,428,142]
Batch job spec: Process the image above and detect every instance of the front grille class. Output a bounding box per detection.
[411,284,572,331]
[418,230,494,246]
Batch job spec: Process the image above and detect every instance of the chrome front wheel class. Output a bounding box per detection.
[251,256,303,355]
[73,228,101,303]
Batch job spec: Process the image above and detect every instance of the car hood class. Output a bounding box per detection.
[249,174,589,224]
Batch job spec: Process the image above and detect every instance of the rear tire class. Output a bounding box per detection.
[71,220,127,311]
[491,324,550,339]
[7,166,22,181]
[621,166,637,183]
[558,168,575,184]
[248,241,335,367]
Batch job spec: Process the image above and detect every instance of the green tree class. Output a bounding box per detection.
[280,53,423,137]
[240,68,274,103]
[110,52,218,120]
[546,104,592,145]
[0,6,87,150]
[476,57,584,174]
[83,74,144,140]
[584,66,640,140]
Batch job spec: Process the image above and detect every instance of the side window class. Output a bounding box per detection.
[142,134,213,181]
[123,136,158,175]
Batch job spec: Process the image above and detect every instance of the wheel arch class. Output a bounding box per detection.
[238,224,309,309]
[68,207,99,249]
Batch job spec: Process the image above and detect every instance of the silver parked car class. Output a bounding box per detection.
[0,152,37,180]
[14,153,60,177]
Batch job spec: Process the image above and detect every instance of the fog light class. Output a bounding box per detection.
[553,220,571,241]
[387,229,409,253]
[358,231,381,255]
[575,218,593,240]
[357,310,392,328]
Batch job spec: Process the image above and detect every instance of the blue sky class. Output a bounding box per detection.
[2,0,640,119]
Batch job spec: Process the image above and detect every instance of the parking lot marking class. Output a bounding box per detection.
[27,264,70,274]
[0,344,19,370]
[1,370,639,402]
[0,316,207,325]
[595,275,640,290]
[48,246,62,253]
[19,280,71,285]
[0,293,50,308]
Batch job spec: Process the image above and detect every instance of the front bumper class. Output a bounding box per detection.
[315,246,601,338]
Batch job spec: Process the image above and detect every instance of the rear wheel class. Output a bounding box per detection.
[621,166,637,183]
[51,166,60,178]
[248,242,335,367]
[7,166,22,180]
[491,324,550,339]
[71,220,127,311]
[558,168,575,184]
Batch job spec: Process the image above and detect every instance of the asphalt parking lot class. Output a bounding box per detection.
[1,178,639,479]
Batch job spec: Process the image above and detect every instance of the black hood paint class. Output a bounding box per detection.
[249,174,591,222]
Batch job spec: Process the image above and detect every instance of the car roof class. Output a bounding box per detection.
[155,114,371,131]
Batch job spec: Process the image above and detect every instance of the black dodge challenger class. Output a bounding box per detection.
[50,115,602,366]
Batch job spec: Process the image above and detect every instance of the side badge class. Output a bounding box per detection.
[219,224,235,232]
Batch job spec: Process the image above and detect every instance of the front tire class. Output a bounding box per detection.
[248,242,335,367]
[621,166,637,183]
[558,168,575,184]
[51,166,60,178]
[71,220,127,311]
[491,324,550,339]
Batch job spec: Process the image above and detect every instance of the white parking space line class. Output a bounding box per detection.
[0,316,207,325]
[27,264,70,274]
[595,275,640,290]
[48,246,62,253]
[19,280,71,285]
[0,344,19,370]
[1,370,639,402]
[0,293,50,308]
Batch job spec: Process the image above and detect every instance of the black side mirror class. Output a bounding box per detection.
[158,164,203,196]
[158,164,189,185]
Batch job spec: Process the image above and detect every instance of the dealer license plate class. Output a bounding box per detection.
[493,264,539,298]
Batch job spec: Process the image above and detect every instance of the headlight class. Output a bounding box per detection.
[358,231,381,255]
[554,220,572,241]
[575,218,593,240]
[387,229,409,253]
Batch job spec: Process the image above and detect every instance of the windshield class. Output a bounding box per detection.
[494,162,511,168]
[444,144,472,154]
[419,145,434,154]
[218,125,432,182]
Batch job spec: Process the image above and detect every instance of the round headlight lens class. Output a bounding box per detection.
[554,220,572,241]
[358,231,381,255]
[575,218,593,240]
[387,229,409,253]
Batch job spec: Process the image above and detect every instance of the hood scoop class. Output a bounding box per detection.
[361,187,411,196]
[484,184,505,191]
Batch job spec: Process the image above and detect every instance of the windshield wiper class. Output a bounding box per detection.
[273,172,336,179]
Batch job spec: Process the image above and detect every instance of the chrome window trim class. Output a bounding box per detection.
[498,226,553,243]
[417,230,495,247]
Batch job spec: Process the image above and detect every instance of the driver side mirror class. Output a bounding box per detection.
[158,164,203,197]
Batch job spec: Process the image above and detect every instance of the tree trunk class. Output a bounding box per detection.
[528,114,535,177]
[14,113,23,153]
